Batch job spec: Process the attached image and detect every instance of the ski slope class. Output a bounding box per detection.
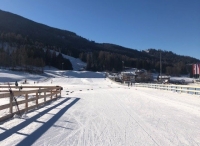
[0,69,200,146]
[46,50,86,71]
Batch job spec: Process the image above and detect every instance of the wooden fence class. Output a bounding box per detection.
[0,85,63,122]
[134,83,200,95]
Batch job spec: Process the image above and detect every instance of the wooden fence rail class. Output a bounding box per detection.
[0,85,63,122]
[134,83,200,95]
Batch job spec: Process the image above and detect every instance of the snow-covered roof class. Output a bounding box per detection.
[121,72,136,76]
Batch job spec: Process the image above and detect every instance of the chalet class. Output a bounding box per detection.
[121,72,137,83]
[107,73,122,82]
[135,69,147,75]
[157,75,170,83]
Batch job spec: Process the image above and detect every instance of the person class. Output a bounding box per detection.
[15,81,18,87]
[128,82,130,87]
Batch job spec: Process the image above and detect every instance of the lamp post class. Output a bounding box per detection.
[122,61,124,71]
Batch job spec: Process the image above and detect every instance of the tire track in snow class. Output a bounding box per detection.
[94,89,133,146]
[113,88,161,146]
[137,89,200,117]
[57,96,103,145]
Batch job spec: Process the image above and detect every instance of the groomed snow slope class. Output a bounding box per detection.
[46,50,86,71]
[0,70,200,146]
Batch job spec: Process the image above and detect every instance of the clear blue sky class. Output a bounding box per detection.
[0,0,200,59]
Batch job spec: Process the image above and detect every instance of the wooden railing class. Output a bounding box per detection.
[0,85,63,122]
[134,83,200,95]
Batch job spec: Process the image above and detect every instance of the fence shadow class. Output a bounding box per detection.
[0,97,80,145]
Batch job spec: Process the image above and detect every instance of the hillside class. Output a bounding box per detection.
[0,9,199,75]
[0,9,144,58]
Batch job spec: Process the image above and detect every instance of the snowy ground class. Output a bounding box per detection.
[46,49,86,71]
[0,69,200,146]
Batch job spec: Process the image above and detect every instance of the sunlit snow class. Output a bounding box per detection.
[0,68,200,146]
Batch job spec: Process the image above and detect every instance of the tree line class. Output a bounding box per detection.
[79,51,192,76]
[0,42,73,73]
[0,32,198,76]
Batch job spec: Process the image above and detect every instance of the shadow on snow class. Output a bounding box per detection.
[0,97,80,146]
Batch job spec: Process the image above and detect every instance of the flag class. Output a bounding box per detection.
[197,64,200,75]
[193,64,200,75]
[193,64,197,75]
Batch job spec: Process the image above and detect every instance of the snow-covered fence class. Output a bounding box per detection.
[0,85,63,122]
[135,83,200,95]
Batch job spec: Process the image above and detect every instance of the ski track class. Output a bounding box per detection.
[0,78,200,146]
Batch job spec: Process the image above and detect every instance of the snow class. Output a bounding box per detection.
[170,76,195,83]
[0,69,45,83]
[46,49,87,71]
[0,68,200,146]
[61,54,86,71]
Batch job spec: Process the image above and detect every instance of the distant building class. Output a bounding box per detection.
[135,69,147,75]
[157,75,170,83]
[121,72,136,83]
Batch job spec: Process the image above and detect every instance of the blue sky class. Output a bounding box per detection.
[0,0,200,59]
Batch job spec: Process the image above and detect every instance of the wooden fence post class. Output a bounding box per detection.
[9,95,13,114]
[25,93,28,112]
[56,89,58,99]
[51,90,52,100]
[44,91,46,103]
[36,92,38,108]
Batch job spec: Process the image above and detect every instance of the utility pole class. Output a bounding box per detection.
[160,50,162,82]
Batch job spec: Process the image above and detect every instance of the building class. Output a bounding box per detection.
[121,72,136,83]
[157,75,170,83]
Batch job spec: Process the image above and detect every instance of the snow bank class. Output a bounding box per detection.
[64,71,105,78]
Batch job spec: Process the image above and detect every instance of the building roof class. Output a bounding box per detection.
[122,72,137,76]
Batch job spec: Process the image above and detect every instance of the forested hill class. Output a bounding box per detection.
[0,9,199,75]
[146,49,199,64]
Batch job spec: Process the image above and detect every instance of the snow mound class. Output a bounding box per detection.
[64,71,105,78]
[170,77,195,83]
[0,69,45,83]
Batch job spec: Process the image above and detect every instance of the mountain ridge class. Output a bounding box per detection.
[0,9,199,75]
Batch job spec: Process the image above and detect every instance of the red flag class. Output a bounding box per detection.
[197,64,200,75]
